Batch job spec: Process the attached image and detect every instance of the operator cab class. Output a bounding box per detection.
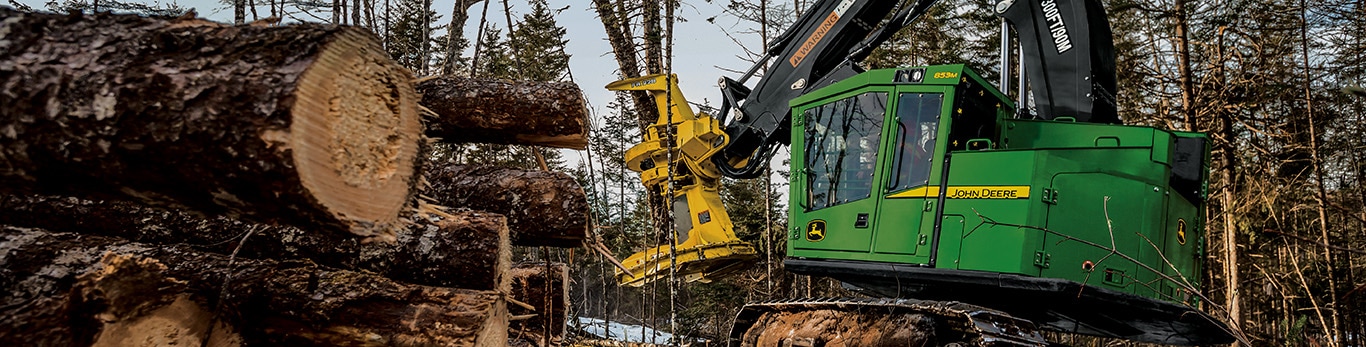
[789,64,1010,265]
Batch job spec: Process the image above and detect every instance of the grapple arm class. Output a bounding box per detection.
[606,75,757,286]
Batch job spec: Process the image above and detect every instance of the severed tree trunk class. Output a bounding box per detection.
[0,9,423,239]
[69,253,242,346]
[424,165,589,248]
[507,262,569,345]
[0,195,511,291]
[738,310,936,346]
[0,226,508,347]
[418,76,589,149]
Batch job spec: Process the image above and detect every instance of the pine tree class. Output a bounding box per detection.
[384,0,442,73]
[470,25,515,79]
[509,0,571,82]
[43,0,189,16]
[864,0,970,70]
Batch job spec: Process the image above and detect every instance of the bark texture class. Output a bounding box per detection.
[0,226,507,347]
[0,195,510,291]
[0,251,242,346]
[425,165,589,248]
[739,310,935,347]
[588,0,658,125]
[508,262,568,344]
[418,76,589,149]
[0,9,423,239]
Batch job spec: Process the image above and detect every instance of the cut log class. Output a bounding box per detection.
[507,262,569,345]
[0,195,511,291]
[424,165,589,248]
[0,226,507,346]
[77,253,243,347]
[0,9,422,239]
[0,251,243,346]
[738,310,935,347]
[418,76,589,149]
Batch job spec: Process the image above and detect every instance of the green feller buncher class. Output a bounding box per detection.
[607,0,1237,345]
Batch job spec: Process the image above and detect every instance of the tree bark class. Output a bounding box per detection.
[507,262,568,344]
[418,76,589,149]
[641,0,663,75]
[1172,0,1196,132]
[0,9,423,239]
[0,195,511,291]
[589,0,659,125]
[443,0,481,75]
[0,226,508,347]
[1300,1,1342,342]
[424,165,589,248]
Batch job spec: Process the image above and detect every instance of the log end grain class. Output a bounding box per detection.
[72,253,241,347]
[0,10,423,238]
[289,28,422,239]
[91,296,242,347]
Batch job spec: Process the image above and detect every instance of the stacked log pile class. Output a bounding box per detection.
[0,8,586,346]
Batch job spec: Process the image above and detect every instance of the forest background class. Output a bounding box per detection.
[7,0,1366,345]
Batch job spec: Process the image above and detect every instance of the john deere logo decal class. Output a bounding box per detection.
[1176,219,1187,245]
[806,220,826,242]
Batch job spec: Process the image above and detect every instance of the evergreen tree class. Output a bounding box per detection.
[384,0,442,73]
[43,0,188,16]
[509,0,571,81]
[864,0,968,70]
[470,25,515,79]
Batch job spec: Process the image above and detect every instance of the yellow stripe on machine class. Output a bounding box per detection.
[888,186,1031,199]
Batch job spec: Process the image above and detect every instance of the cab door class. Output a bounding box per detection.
[793,90,890,253]
[871,91,946,261]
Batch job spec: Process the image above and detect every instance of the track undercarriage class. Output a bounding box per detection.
[729,298,1050,347]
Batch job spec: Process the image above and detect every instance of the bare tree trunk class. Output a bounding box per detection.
[641,0,663,74]
[1301,1,1342,343]
[1172,0,1196,131]
[384,0,391,44]
[417,0,433,75]
[365,0,375,30]
[0,9,422,239]
[444,0,480,75]
[1211,25,1241,331]
[590,0,658,126]
[235,0,245,24]
[346,0,357,26]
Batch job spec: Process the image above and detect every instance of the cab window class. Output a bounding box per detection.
[887,93,943,192]
[803,92,888,210]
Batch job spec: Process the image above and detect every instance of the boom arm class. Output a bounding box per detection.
[713,0,921,178]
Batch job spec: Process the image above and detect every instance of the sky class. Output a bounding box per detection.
[12,0,793,197]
